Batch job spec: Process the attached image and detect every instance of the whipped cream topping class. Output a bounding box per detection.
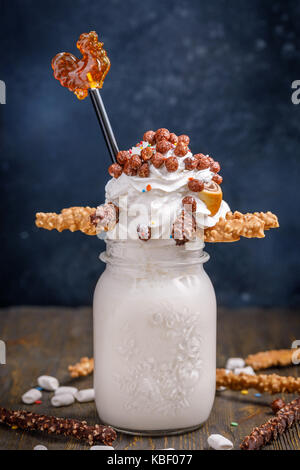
[105,140,230,242]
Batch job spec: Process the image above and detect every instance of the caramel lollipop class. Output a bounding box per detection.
[52,31,110,100]
[52,31,118,162]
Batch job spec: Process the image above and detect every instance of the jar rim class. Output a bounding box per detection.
[100,239,210,267]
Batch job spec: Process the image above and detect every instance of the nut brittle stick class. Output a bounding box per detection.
[245,349,298,371]
[69,359,300,394]
[36,208,279,242]
[36,207,97,235]
[69,357,94,377]
[69,357,94,378]
[240,397,300,450]
[36,203,119,236]
[0,406,116,446]
[204,211,279,243]
[216,368,300,394]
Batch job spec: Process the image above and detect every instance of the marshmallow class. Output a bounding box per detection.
[74,388,95,403]
[22,388,42,404]
[54,386,78,396]
[90,446,114,450]
[225,358,245,370]
[37,375,59,391]
[234,366,255,376]
[207,434,233,450]
[51,393,75,407]
[34,445,48,450]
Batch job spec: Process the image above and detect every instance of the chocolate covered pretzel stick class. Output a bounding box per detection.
[245,349,297,371]
[216,369,300,394]
[0,407,116,446]
[240,398,300,450]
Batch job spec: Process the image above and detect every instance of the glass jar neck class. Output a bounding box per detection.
[100,239,209,267]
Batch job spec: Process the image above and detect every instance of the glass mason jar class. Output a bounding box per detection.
[93,240,216,435]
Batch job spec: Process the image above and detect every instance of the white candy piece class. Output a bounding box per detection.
[37,375,59,391]
[22,388,42,405]
[51,393,75,407]
[34,445,48,450]
[54,386,78,396]
[74,388,95,403]
[234,366,255,376]
[90,445,114,450]
[225,358,245,370]
[216,386,227,392]
[207,434,233,450]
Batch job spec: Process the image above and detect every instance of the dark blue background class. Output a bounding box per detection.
[0,0,299,307]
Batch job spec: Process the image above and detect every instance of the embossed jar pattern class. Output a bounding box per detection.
[93,240,216,435]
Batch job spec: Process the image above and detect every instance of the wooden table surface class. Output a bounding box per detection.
[0,306,299,450]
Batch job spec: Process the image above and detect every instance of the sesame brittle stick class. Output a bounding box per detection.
[240,398,300,450]
[0,407,116,446]
[216,369,300,394]
[245,349,298,371]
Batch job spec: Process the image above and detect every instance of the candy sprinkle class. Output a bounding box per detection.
[35,400,42,405]
[146,184,152,192]
[230,422,238,427]
[170,235,173,239]
[142,189,146,193]
[11,425,18,430]
[35,386,43,391]
[241,390,248,395]
[255,393,262,397]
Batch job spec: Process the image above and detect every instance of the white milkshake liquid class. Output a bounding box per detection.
[93,240,216,434]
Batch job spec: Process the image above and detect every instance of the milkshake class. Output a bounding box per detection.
[35,31,279,436]
[94,240,216,434]
[91,129,228,433]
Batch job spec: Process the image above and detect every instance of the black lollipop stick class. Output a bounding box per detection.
[89,88,118,163]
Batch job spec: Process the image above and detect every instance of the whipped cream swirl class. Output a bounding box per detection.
[105,141,230,242]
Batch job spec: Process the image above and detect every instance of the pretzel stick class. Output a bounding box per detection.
[216,369,300,394]
[36,207,279,242]
[0,407,116,446]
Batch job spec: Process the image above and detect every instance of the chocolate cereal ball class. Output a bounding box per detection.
[188,178,204,192]
[165,156,179,172]
[143,130,156,145]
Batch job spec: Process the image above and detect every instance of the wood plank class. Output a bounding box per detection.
[0,306,299,450]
